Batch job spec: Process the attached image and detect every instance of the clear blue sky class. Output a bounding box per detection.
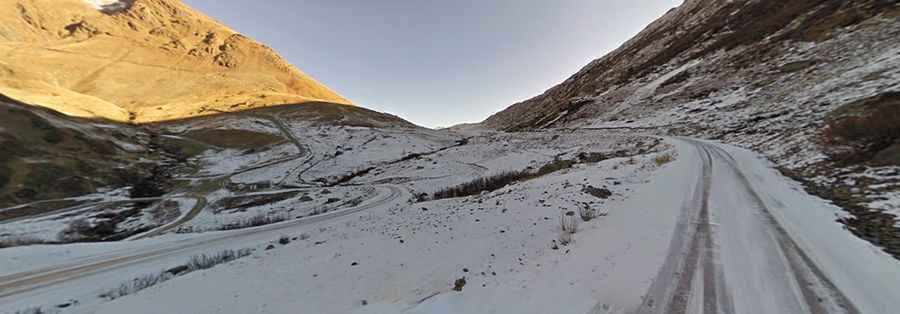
[183,0,681,128]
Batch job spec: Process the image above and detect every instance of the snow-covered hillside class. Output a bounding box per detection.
[0,97,678,313]
[483,0,900,258]
[5,130,899,314]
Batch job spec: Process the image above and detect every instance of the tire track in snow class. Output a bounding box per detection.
[636,140,731,314]
[640,138,859,314]
[701,142,859,314]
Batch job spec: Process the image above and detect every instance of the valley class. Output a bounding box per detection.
[2,0,900,313]
[1,100,679,313]
[3,111,898,313]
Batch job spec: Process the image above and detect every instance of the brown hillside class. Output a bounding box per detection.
[0,0,352,123]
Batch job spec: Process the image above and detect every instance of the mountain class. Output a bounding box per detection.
[0,0,351,123]
[485,0,898,130]
[0,0,421,217]
[0,94,419,219]
[485,0,900,254]
[0,95,180,211]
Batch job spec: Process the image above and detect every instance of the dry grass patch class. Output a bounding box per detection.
[655,153,675,166]
[824,92,900,166]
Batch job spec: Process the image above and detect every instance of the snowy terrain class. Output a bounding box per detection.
[2,111,687,313]
[4,1,899,313]
[3,111,900,314]
[480,1,900,261]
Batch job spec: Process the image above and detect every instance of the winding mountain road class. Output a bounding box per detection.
[129,194,207,240]
[0,185,405,302]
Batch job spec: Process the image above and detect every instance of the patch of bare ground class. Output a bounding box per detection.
[779,92,900,258]
[823,92,900,166]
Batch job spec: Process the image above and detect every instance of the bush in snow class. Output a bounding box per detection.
[431,170,530,200]
[101,248,253,300]
[654,153,674,166]
[582,185,612,199]
[561,211,578,234]
[428,158,580,201]
[13,307,47,314]
[186,249,253,271]
[102,272,174,300]
[428,159,577,201]
[536,158,576,175]
[578,206,597,222]
[453,276,467,292]
[220,213,289,231]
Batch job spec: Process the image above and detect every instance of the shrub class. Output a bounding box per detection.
[102,272,174,300]
[220,213,288,231]
[823,95,900,165]
[185,249,253,271]
[428,158,579,201]
[14,307,46,314]
[578,206,596,222]
[654,153,674,166]
[561,211,578,234]
[825,113,900,147]
[582,185,612,199]
[452,277,467,292]
[537,159,576,174]
[127,166,168,199]
[328,167,375,186]
[431,170,529,200]
[576,152,607,163]
[101,248,253,300]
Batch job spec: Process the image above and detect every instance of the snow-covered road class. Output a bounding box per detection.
[0,185,408,311]
[638,138,900,314]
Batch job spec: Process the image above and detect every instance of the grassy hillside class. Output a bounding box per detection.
[0,0,352,123]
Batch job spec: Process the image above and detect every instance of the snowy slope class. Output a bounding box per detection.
[18,137,891,314]
[89,138,674,314]
[484,0,900,258]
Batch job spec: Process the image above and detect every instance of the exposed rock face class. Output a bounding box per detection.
[0,0,352,123]
[485,0,900,256]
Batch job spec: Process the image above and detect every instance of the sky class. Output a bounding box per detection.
[183,0,681,128]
